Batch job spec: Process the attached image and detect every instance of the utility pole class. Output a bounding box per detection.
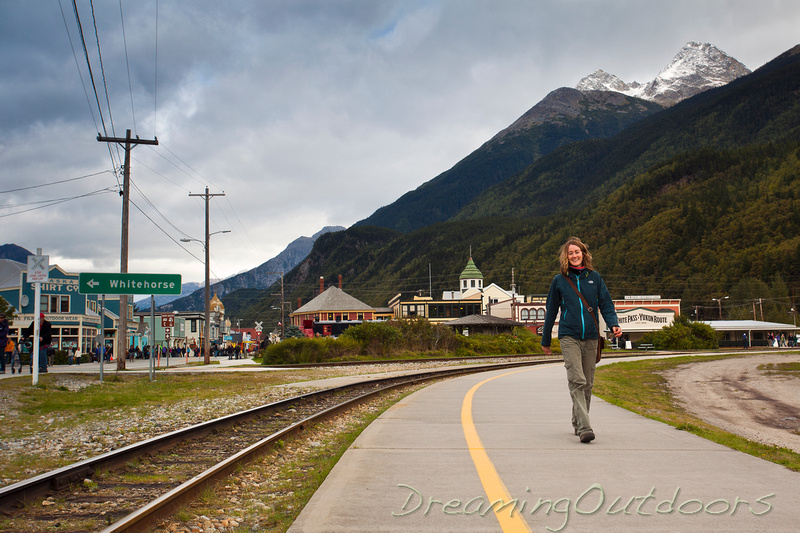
[266,271,285,339]
[188,187,226,364]
[97,129,158,371]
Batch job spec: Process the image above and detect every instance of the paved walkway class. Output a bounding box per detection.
[289,361,800,533]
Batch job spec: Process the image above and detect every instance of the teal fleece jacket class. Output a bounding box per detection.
[541,267,618,347]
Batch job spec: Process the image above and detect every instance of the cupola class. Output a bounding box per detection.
[459,257,484,293]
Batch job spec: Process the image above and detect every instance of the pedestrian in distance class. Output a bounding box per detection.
[9,340,21,374]
[0,312,9,374]
[541,237,622,444]
[22,313,52,374]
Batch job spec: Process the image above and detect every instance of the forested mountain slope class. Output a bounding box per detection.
[356,89,663,233]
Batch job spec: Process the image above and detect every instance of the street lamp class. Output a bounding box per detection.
[711,296,729,320]
[181,229,230,364]
[790,307,796,327]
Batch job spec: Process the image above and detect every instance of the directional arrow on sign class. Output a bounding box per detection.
[87,279,100,289]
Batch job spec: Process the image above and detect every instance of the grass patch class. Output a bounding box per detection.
[0,369,364,422]
[0,368,393,485]
[594,353,800,471]
[758,361,800,375]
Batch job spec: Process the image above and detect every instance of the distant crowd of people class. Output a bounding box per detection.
[768,332,796,347]
[0,317,258,373]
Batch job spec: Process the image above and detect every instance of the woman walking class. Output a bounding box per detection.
[541,237,622,443]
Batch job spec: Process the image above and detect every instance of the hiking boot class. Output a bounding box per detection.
[579,431,595,443]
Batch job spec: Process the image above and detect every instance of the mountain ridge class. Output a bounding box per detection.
[356,42,748,234]
[577,41,751,106]
[156,225,344,312]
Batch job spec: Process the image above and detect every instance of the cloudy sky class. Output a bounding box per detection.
[2,1,798,285]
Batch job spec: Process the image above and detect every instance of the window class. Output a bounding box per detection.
[48,295,69,313]
[537,309,546,320]
[402,304,427,318]
[191,320,197,333]
[521,309,530,321]
[357,313,364,321]
[470,280,476,288]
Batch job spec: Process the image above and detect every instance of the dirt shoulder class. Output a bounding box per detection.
[663,351,800,453]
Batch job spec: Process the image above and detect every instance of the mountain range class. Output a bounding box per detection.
[356,42,746,233]
[152,225,344,312]
[224,41,800,326]
[576,41,751,105]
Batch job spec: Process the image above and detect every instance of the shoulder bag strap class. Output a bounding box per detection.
[562,274,599,332]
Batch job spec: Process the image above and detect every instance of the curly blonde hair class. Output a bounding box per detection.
[558,236,594,276]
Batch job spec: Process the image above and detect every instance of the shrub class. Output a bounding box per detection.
[261,319,545,365]
[640,315,720,350]
[263,337,332,364]
[454,327,542,357]
[340,321,402,356]
[397,319,460,353]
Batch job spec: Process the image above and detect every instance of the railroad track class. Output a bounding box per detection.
[0,358,555,532]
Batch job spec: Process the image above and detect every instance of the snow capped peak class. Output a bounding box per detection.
[576,42,751,106]
[576,69,628,92]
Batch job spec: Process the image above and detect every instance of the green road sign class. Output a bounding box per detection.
[79,272,182,295]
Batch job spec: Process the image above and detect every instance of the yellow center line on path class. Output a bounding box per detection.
[461,368,536,533]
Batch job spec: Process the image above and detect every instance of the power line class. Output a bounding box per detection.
[58,0,99,134]
[0,170,112,194]
[89,0,117,139]
[118,0,138,134]
[128,199,205,266]
[0,188,117,218]
[129,178,192,240]
[70,0,106,135]
[153,0,159,139]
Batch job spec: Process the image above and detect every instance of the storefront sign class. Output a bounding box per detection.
[616,307,676,331]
